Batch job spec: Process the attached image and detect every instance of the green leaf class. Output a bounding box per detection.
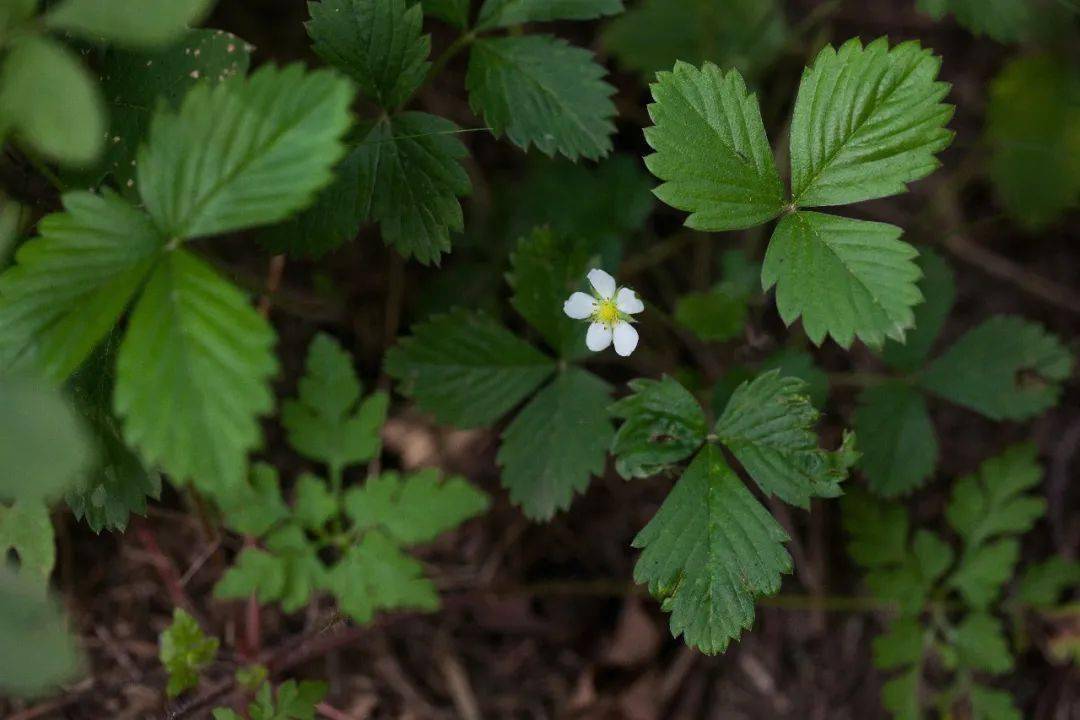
[911,528,953,586]
[762,212,922,348]
[986,55,1080,230]
[507,227,591,358]
[308,0,430,109]
[0,191,162,382]
[609,376,707,480]
[326,530,439,623]
[714,370,854,508]
[643,62,784,231]
[881,248,955,371]
[115,250,277,494]
[219,464,290,537]
[603,0,786,83]
[249,679,327,720]
[920,316,1073,421]
[497,367,612,520]
[344,468,489,543]
[467,34,616,161]
[918,0,1032,42]
[214,548,287,603]
[159,608,219,698]
[969,684,1022,720]
[842,489,910,569]
[0,36,104,165]
[673,290,746,343]
[422,0,470,28]
[789,37,953,207]
[881,667,921,720]
[354,112,472,265]
[386,309,555,428]
[873,617,925,670]
[45,0,214,47]
[263,524,327,612]
[282,333,388,473]
[1014,557,1080,607]
[945,444,1045,550]
[632,445,791,654]
[137,63,354,239]
[293,474,338,531]
[854,381,938,497]
[476,0,622,30]
[759,348,829,410]
[0,500,54,587]
[950,539,1019,609]
[955,613,1013,674]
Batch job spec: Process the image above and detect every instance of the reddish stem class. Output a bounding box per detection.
[132,518,192,612]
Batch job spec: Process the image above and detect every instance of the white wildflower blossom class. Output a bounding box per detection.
[563,269,644,357]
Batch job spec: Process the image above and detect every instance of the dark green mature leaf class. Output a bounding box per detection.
[674,290,746,343]
[0,36,103,165]
[219,464,290,537]
[467,35,616,160]
[986,55,1080,230]
[881,248,955,371]
[422,0,470,27]
[950,539,1019,609]
[0,192,161,381]
[326,530,439,622]
[215,548,287,603]
[0,500,54,587]
[633,445,791,654]
[873,617,925,669]
[842,488,910,568]
[116,250,277,495]
[759,348,829,410]
[1014,557,1080,607]
[308,0,430,109]
[137,64,354,239]
[955,613,1013,674]
[917,0,1032,42]
[44,0,214,47]
[476,0,622,30]
[882,668,921,720]
[854,381,938,497]
[603,0,786,82]
[714,371,854,508]
[610,376,707,479]
[921,317,1072,421]
[763,212,922,348]
[386,309,555,428]
[969,685,1022,720]
[355,112,472,264]
[159,608,219,698]
[215,525,325,612]
[789,37,953,207]
[644,62,784,231]
[498,368,612,520]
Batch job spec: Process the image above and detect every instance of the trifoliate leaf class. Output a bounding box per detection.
[969,684,1022,720]
[609,376,708,480]
[467,34,616,161]
[282,333,388,474]
[789,37,953,207]
[326,530,439,622]
[951,539,1019,609]
[673,290,746,343]
[643,62,784,231]
[881,248,955,371]
[1014,557,1080,607]
[873,617,925,670]
[881,668,921,720]
[986,55,1080,231]
[0,500,54,587]
[497,368,613,520]
[308,0,430,109]
[854,381,938,498]
[632,445,791,654]
[603,0,786,82]
[248,679,327,720]
[159,608,219,698]
[917,0,1032,43]
[115,250,277,494]
[422,0,470,27]
[219,464,290,537]
[354,112,472,265]
[293,474,338,532]
[476,0,623,30]
[386,309,555,428]
[920,317,1073,421]
[344,468,489,544]
[137,64,354,239]
[955,613,1013,674]
[945,444,1045,549]
[44,0,214,47]
[714,371,854,508]
[0,36,104,165]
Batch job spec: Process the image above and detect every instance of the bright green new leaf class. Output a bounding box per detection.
[115,251,277,494]
[497,368,613,520]
[763,212,922,348]
[476,0,622,30]
[1014,557,1080,607]
[326,530,439,622]
[0,36,104,165]
[854,381,938,497]
[789,37,953,207]
[293,474,338,531]
[955,613,1013,674]
[344,468,489,543]
[422,0,470,27]
[643,62,784,231]
[969,684,1023,720]
[633,445,791,654]
[609,376,707,479]
[881,248,955,371]
[45,0,214,47]
[673,290,746,343]
[159,608,219,697]
[873,617,925,670]
[220,464,290,537]
[714,371,855,508]
[386,309,555,428]
[945,444,1046,550]
[467,35,616,160]
[308,0,430,109]
[917,0,1032,43]
[137,64,354,239]
[0,500,54,587]
[921,317,1072,421]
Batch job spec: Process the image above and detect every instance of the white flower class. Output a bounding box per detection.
[563,268,644,357]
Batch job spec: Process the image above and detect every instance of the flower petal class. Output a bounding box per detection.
[613,321,639,357]
[586,322,613,352]
[563,292,597,319]
[587,268,616,300]
[616,287,645,314]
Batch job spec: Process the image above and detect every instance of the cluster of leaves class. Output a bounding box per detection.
[213,679,327,720]
[213,334,488,624]
[159,608,219,697]
[844,445,1079,719]
[610,371,856,653]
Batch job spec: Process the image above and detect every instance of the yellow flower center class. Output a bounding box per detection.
[595,298,620,326]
